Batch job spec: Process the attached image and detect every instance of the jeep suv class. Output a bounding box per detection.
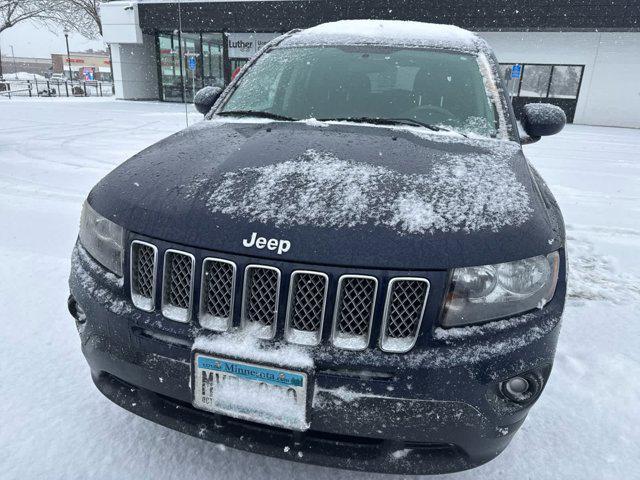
[68,20,567,474]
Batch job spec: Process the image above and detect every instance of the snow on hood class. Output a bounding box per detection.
[282,20,481,52]
[202,148,532,235]
[90,121,555,269]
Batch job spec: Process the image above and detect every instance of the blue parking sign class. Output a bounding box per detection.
[511,64,522,79]
[188,56,196,71]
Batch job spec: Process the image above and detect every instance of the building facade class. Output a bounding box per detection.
[101,0,640,128]
[0,55,52,78]
[51,51,112,81]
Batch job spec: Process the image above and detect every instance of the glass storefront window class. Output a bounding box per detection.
[159,33,184,102]
[519,65,552,97]
[548,65,582,98]
[202,34,224,88]
[181,33,201,102]
[499,64,521,97]
[157,32,224,103]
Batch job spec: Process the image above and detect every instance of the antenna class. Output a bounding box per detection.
[177,0,189,127]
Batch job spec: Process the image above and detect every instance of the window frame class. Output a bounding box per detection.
[500,63,585,100]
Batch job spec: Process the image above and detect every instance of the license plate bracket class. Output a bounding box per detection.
[192,352,309,431]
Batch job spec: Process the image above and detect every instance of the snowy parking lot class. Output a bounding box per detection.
[1,98,638,479]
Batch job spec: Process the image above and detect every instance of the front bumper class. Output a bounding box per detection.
[69,243,565,475]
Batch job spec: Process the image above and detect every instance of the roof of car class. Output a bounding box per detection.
[280,20,484,52]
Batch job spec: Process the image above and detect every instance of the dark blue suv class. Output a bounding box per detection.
[68,20,567,474]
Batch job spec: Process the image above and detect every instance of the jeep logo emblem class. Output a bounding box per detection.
[242,232,291,255]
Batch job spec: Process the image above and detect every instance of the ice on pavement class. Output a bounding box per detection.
[0,98,639,479]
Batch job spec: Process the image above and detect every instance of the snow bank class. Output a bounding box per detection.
[566,231,640,304]
[204,148,532,234]
[2,71,47,81]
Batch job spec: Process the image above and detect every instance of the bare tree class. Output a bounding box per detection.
[0,0,65,34]
[55,0,102,38]
[53,1,115,92]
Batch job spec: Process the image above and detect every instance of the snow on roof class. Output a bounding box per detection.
[283,20,482,52]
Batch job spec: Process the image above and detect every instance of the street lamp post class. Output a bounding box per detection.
[64,29,73,81]
[10,45,17,75]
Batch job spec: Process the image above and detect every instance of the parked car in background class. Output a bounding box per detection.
[69,20,566,474]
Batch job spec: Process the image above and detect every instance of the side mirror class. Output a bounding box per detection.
[194,86,223,115]
[520,103,566,144]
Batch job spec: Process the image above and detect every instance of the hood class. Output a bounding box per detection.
[88,120,561,270]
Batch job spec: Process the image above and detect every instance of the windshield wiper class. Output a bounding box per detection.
[389,118,470,138]
[218,110,295,121]
[316,116,438,130]
[316,116,468,137]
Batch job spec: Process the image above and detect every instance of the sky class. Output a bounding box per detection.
[0,21,105,58]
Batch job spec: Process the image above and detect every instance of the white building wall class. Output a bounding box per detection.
[480,31,640,128]
[111,35,159,101]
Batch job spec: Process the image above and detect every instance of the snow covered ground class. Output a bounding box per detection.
[0,98,638,479]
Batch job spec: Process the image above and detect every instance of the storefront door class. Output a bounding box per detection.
[157,32,224,102]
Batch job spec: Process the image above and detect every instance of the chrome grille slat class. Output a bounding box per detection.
[161,250,195,323]
[332,275,378,351]
[242,265,281,339]
[129,241,431,353]
[199,258,236,331]
[286,271,328,345]
[380,278,430,353]
[130,241,158,312]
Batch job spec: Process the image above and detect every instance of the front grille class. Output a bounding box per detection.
[199,258,236,331]
[161,250,195,323]
[130,241,157,311]
[129,240,433,353]
[380,278,430,353]
[286,271,328,345]
[242,265,281,339]
[332,275,378,350]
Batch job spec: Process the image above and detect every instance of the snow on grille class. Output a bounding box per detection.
[332,276,377,350]
[286,272,328,345]
[380,279,430,353]
[200,258,236,331]
[243,266,280,338]
[130,241,156,312]
[126,241,436,353]
[162,251,194,323]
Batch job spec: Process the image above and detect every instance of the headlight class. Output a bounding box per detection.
[79,201,124,276]
[441,252,560,328]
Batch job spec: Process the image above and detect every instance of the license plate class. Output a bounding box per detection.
[192,353,309,431]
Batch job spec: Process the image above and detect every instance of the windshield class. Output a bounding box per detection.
[220,46,500,137]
